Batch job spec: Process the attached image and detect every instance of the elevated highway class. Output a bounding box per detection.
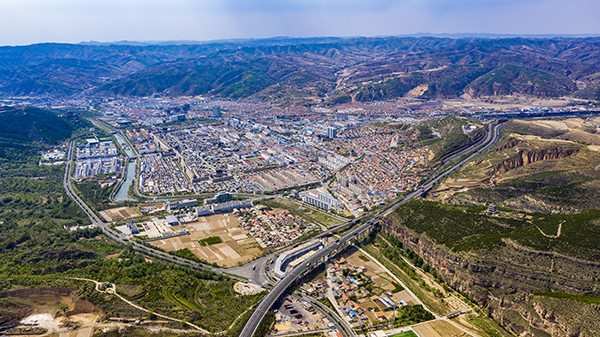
[64,121,502,337]
[239,122,503,337]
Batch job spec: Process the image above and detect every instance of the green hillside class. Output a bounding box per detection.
[3,37,600,103]
[0,106,90,167]
[464,65,577,97]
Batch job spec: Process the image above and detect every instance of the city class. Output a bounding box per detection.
[2,3,600,337]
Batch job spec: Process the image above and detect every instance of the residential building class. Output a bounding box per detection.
[300,188,341,210]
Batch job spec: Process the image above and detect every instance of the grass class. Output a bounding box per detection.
[388,331,418,337]
[387,199,600,261]
[168,248,207,264]
[463,314,514,337]
[533,292,600,304]
[199,236,223,246]
[318,297,336,313]
[361,239,448,316]
[358,254,370,262]
[391,281,404,293]
[263,198,345,227]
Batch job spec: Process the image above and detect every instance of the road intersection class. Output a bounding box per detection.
[63,121,502,337]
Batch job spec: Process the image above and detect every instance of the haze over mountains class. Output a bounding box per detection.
[3,36,600,104]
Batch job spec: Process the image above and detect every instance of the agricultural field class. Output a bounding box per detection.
[149,212,261,267]
[413,321,470,337]
[101,206,141,221]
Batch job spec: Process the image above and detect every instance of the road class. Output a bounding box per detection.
[65,140,283,285]
[65,121,501,337]
[63,140,234,277]
[239,122,503,337]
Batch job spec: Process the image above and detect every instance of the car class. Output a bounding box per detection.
[290,309,298,314]
[295,314,303,319]
[253,265,256,270]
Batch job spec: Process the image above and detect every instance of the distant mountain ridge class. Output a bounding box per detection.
[2,36,600,104]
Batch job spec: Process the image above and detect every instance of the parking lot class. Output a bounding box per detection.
[271,296,330,335]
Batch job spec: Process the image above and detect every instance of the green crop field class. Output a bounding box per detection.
[199,236,223,246]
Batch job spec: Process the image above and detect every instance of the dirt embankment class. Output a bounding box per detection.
[491,147,579,176]
[379,222,600,336]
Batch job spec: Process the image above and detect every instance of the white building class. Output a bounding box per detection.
[327,126,337,139]
[300,188,341,210]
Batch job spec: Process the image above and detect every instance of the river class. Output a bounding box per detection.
[114,160,137,202]
[113,133,135,157]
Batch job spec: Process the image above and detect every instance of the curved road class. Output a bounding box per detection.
[64,122,502,337]
[239,122,503,337]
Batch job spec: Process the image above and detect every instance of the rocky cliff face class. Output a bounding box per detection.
[488,293,600,336]
[493,139,522,152]
[492,147,579,176]
[380,222,600,336]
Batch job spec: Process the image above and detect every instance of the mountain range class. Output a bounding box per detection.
[2,36,600,104]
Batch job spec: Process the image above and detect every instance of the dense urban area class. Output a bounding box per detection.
[5,36,600,337]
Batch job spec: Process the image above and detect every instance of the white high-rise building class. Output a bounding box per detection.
[211,106,221,118]
[327,126,337,139]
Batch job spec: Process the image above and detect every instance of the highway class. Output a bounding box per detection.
[63,140,247,279]
[239,121,503,337]
[64,121,502,337]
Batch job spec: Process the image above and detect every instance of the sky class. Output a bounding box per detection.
[1,0,600,46]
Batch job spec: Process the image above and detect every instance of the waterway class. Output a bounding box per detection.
[113,133,135,157]
[114,160,137,202]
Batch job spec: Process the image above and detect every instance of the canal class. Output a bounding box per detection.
[114,160,137,202]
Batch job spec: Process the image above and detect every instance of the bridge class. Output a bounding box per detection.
[64,120,502,337]
[239,121,503,337]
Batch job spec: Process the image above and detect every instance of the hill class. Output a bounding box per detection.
[0,106,75,144]
[382,117,600,336]
[2,37,600,104]
[0,106,90,167]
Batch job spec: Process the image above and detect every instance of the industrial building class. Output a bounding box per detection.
[74,140,121,178]
[166,215,180,226]
[195,200,252,217]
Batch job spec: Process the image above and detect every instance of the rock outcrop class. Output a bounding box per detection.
[380,221,600,336]
[492,147,579,176]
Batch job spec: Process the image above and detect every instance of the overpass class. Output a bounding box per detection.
[239,121,503,337]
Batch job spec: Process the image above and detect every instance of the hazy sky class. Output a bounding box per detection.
[1,0,599,45]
